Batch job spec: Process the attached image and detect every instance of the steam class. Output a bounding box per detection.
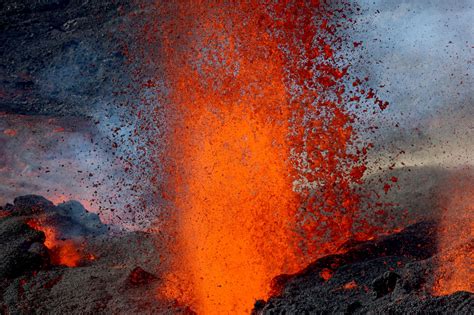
[0,113,153,230]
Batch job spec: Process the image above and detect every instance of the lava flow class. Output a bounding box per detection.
[27,219,83,267]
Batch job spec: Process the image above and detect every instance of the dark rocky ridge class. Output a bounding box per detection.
[253,221,473,314]
[3,194,107,238]
[0,216,50,280]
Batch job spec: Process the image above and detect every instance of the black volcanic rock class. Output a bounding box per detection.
[253,221,474,314]
[125,266,158,287]
[0,216,50,279]
[6,195,108,238]
[0,195,177,314]
[371,271,400,298]
[11,195,55,216]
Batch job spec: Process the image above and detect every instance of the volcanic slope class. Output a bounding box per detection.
[252,220,473,314]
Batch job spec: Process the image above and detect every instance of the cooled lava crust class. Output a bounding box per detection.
[252,221,473,314]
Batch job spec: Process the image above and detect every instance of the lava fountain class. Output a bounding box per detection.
[432,174,474,295]
[135,1,379,313]
[158,4,304,313]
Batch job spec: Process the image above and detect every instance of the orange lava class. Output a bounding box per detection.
[343,280,358,290]
[158,4,305,313]
[27,219,83,267]
[3,129,17,137]
[320,268,334,281]
[432,206,474,295]
[132,1,381,313]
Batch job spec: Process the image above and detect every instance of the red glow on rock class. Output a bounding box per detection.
[320,268,334,281]
[26,219,84,267]
[343,280,358,290]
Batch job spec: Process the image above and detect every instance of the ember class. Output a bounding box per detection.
[157,3,303,313]
[343,280,358,290]
[320,268,333,281]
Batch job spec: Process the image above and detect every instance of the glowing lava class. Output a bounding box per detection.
[158,4,304,313]
[27,219,83,267]
[132,1,381,313]
[432,206,474,295]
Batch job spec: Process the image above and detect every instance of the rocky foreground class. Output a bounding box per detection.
[253,222,473,314]
[0,195,472,314]
[0,195,191,314]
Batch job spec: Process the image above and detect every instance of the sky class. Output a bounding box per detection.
[351,0,473,168]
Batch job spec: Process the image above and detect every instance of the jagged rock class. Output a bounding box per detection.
[251,300,267,315]
[371,271,400,298]
[0,217,50,279]
[28,241,50,261]
[0,196,170,314]
[11,195,55,216]
[6,195,108,238]
[345,300,362,314]
[253,221,474,314]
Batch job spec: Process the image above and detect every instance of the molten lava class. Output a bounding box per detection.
[158,4,303,313]
[27,219,83,267]
[433,206,474,296]
[131,1,383,313]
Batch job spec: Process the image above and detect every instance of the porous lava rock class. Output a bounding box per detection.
[9,195,55,216]
[0,216,50,279]
[6,194,108,238]
[253,221,474,314]
[126,266,158,287]
[0,195,191,314]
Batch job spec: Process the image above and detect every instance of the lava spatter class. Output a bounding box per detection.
[127,1,386,313]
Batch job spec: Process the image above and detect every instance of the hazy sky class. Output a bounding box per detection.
[351,0,473,168]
